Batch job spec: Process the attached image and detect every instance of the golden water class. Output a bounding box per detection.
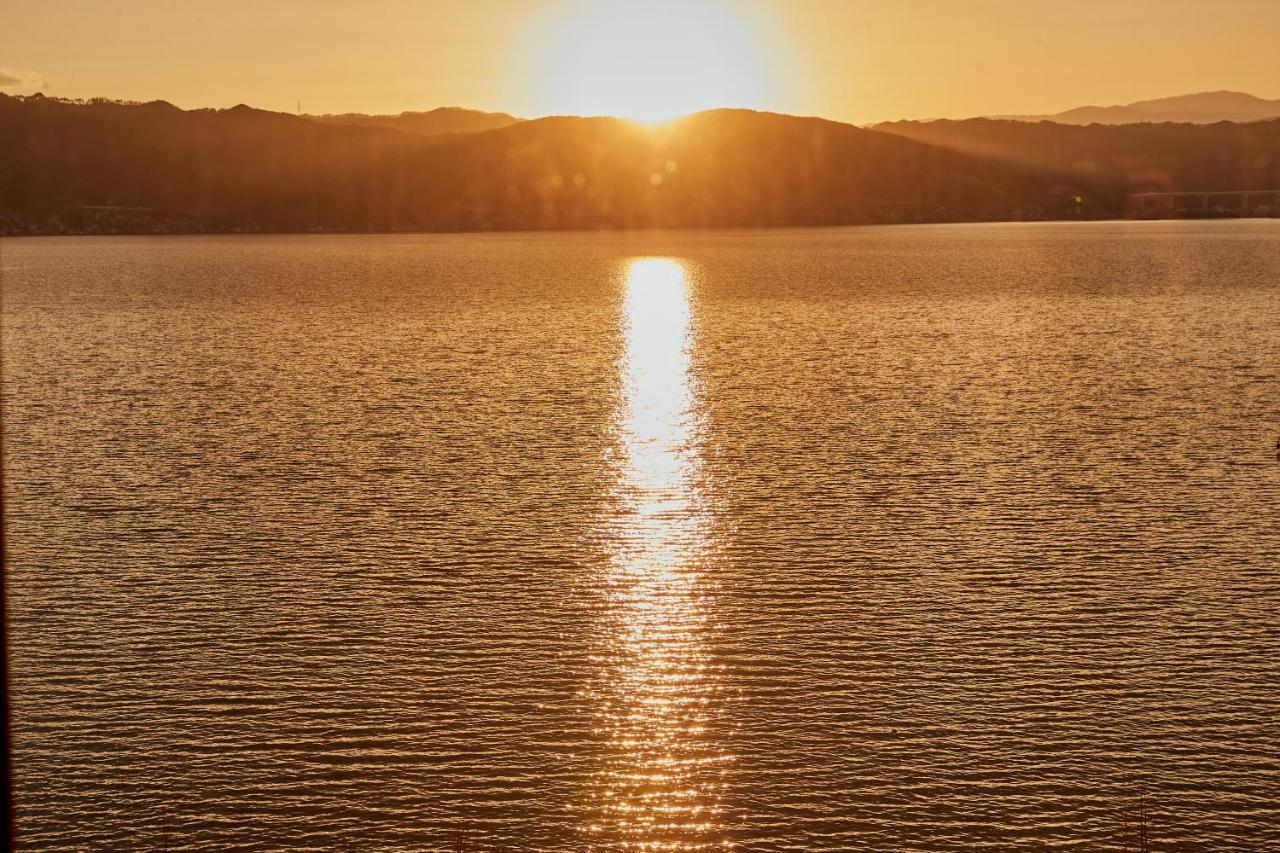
[4,223,1279,850]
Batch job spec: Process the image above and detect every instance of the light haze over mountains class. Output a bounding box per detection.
[301,91,1280,137]
[987,90,1280,125]
[305,107,521,137]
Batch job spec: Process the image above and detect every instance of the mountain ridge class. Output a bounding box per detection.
[4,94,1279,234]
[873,116,1280,193]
[0,95,1076,233]
[985,90,1280,125]
[305,106,521,137]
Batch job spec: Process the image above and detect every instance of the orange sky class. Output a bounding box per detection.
[4,0,1279,124]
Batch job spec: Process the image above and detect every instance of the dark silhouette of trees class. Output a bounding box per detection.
[3,94,1277,234]
[876,117,1280,194]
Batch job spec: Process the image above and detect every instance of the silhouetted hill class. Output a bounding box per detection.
[2,95,1094,233]
[874,117,1280,193]
[989,91,1280,125]
[413,109,1082,230]
[306,107,521,137]
[0,95,432,231]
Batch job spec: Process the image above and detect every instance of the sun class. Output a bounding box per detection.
[533,0,775,123]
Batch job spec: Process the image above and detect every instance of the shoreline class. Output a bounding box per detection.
[4,213,1278,239]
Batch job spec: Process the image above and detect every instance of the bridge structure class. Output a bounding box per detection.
[1128,190,1280,218]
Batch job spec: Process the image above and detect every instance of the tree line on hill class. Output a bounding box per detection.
[2,93,1278,234]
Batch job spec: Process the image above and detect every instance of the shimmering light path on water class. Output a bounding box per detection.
[582,259,729,848]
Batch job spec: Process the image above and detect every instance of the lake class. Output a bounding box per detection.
[4,222,1279,850]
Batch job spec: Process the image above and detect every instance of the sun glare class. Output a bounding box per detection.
[584,257,728,844]
[536,0,774,123]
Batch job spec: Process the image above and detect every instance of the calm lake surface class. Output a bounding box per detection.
[4,222,1279,851]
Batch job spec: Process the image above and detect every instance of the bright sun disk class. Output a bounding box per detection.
[536,0,774,123]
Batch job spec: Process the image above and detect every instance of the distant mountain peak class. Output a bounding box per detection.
[304,106,521,137]
[989,90,1280,125]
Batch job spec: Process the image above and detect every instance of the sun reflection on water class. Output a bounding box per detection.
[584,258,731,849]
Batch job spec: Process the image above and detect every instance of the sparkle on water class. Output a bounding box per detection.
[586,258,730,848]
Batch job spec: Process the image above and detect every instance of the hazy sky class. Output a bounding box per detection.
[4,0,1279,123]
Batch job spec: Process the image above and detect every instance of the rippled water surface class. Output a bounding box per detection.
[4,222,1280,851]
